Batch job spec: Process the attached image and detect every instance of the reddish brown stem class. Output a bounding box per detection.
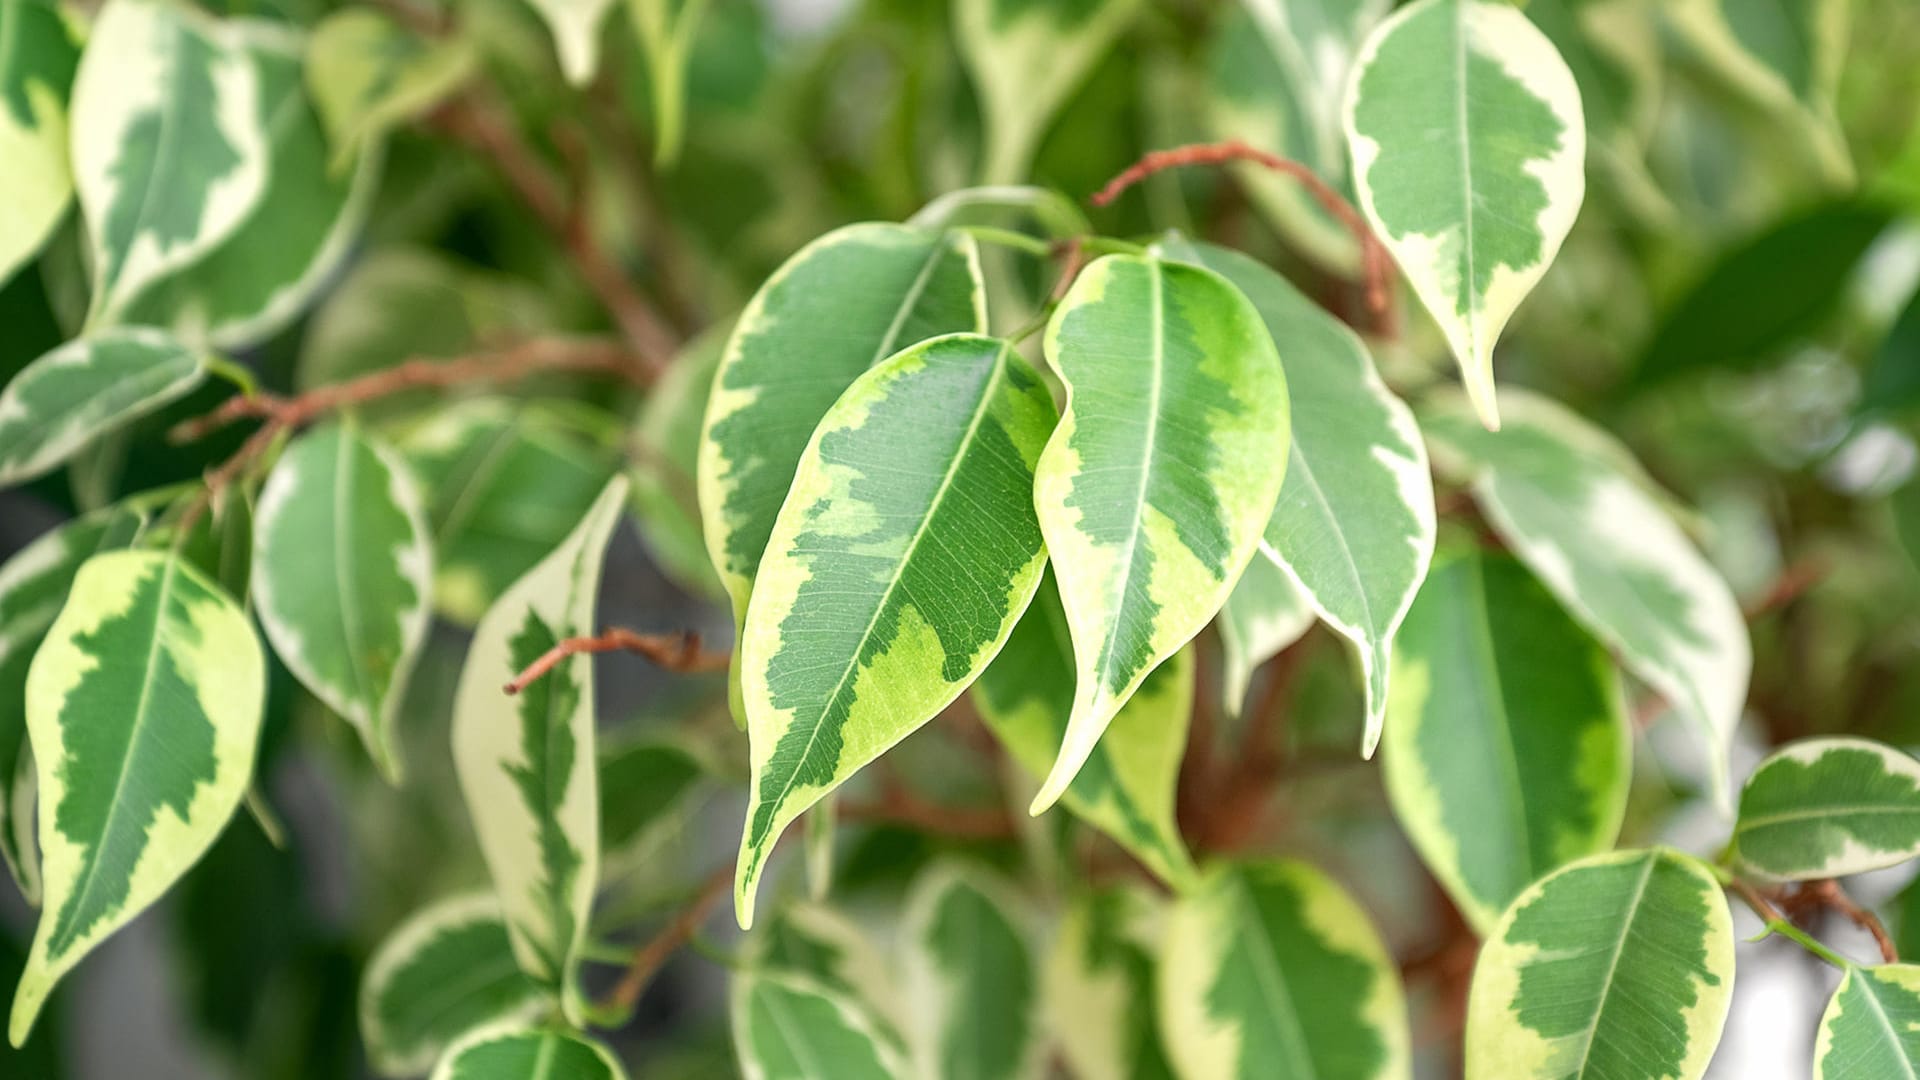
[839,778,1017,841]
[1744,559,1826,621]
[1806,879,1898,964]
[598,864,731,1015]
[504,628,729,696]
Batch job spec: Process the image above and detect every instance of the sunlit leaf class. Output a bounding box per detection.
[902,863,1041,1080]
[0,328,207,489]
[0,0,80,287]
[1733,737,1920,880]
[1815,964,1920,1080]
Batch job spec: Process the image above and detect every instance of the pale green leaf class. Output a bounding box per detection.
[1525,0,1667,216]
[1344,0,1586,429]
[430,1022,627,1080]
[1420,389,1751,808]
[359,893,548,1077]
[71,0,271,324]
[732,971,910,1080]
[598,734,713,877]
[1045,887,1176,1080]
[254,423,433,782]
[1382,552,1629,934]
[748,900,903,1041]
[1160,860,1410,1080]
[1669,0,1851,185]
[1733,737,1920,880]
[631,326,726,600]
[974,571,1197,887]
[0,328,207,489]
[1815,964,1920,1080]
[0,0,79,287]
[902,863,1041,1080]
[1031,254,1288,812]
[624,0,708,165]
[451,478,628,1023]
[1215,554,1313,720]
[733,334,1054,928]
[306,9,475,171]
[10,551,265,1046]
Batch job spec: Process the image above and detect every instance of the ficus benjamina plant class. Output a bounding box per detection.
[2,0,1920,1076]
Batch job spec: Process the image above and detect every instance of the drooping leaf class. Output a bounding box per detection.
[1382,552,1630,933]
[118,24,378,350]
[0,507,145,903]
[731,971,910,1080]
[1031,254,1288,812]
[1045,887,1176,1080]
[1344,0,1586,429]
[1159,860,1410,1080]
[359,893,548,1078]
[631,326,726,599]
[70,0,271,324]
[902,864,1041,1080]
[954,0,1144,184]
[1215,551,1313,720]
[10,550,265,1046]
[974,572,1196,887]
[1668,0,1852,184]
[306,9,475,170]
[1465,848,1735,1080]
[1170,239,1434,754]
[625,0,709,165]
[254,423,433,781]
[733,334,1054,927]
[1733,737,1920,880]
[430,1022,628,1080]
[526,0,618,85]
[699,224,986,716]
[451,478,628,1022]
[598,735,712,876]
[0,328,207,489]
[1815,964,1920,1080]
[1420,388,1751,808]
[400,398,620,625]
[0,0,80,287]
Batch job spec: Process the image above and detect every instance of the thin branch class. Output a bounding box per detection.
[838,781,1017,840]
[598,863,731,1015]
[1805,879,1898,964]
[504,628,729,696]
[1744,559,1826,621]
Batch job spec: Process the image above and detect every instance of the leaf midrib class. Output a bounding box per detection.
[1568,853,1657,1079]
[1852,973,1920,1080]
[1092,262,1166,697]
[1230,877,1320,1080]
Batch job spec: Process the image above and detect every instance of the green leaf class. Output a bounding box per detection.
[1466,849,1735,1080]
[0,507,145,904]
[306,9,475,171]
[631,326,726,600]
[1668,0,1851,184]
[117,24,379,350]
[1216,552,1313,720]
[1044,887,1176,1080]
[1863,284,1920,417]
[0,328,208,489]
[902,864,1041,1080]
[624,0,708,165]
[1733,737,1920,880]
[10,550,266,1046]
[1524,0,1665,214]
[359,893,548,1077]
[974,571,1196,887]
[1815,965,1920,1080]
[748,899,902,1039]
[731,971,910,1080]
[1031,254,1288,812]
[599,735,712,876]
[430,1022,627,1080]
[1420,388,1750,808]
[1171,240,1434,753]
[70,0,271,324]
[1344,0,1586,430]
[254,423,434,782]
[699,224,986,715]
[399,398,620,626]
[0,0,80,287]
[1382,552,1629,933]
[955,0,1144,184]
[733,334,1055,928]
[1159,860,1410,1080]
[451,478,628,1022]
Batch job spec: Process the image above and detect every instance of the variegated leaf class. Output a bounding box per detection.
[1344,0,1586,429]
[306,9,475,170]
[748,899,902,1039]
[0,0,80,287]
[254,423,433,782]
[902,863,1041,1080]
[430,1022,627,1080]
[1815,964,1920,1080]
[1031,254,1288,812]
[954,0,1143,184]
[732,971,910,1080]
[1382,552,1629,933]
[1420,389,1751,808]
[1669,0,1851,185]
[451,478,628,1021]
[699,224,986,719]
[734,334,1054,927]
[1216,554,1313,720]
[10,550,265,1046]
[119,23,378,350]
[71,0,270,325]
[1160,860,1410,1080]
[0,328,207,489]
[359,893,548,1078]
[1170,239,1434,754]
[1465,849,1735,1080]
[599,734,713,876]
[1733,737,1920,881]
[1525,0,1665,213]
[0,507,144,903]
[528,0,617,85]
[974,571,1196,887]
[1046,887,1176,1080]
[631,326,725,599]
